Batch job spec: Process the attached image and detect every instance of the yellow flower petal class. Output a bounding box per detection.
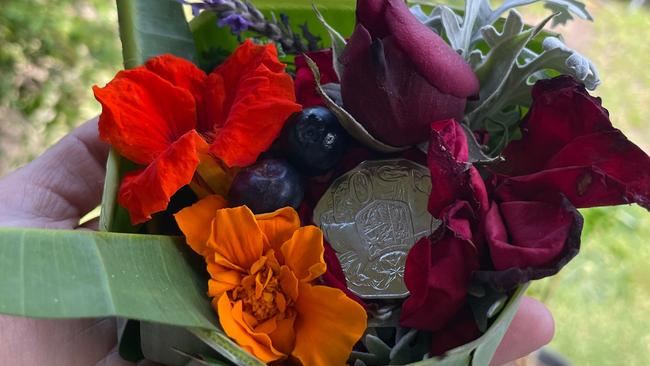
[280,226,327,282]
[293,283,367,366]
[208,206,267,270]
[256,207,301,253]
[217,294,286,363]
[174,194,227,256]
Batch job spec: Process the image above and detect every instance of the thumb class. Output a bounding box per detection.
[0,117,109,229]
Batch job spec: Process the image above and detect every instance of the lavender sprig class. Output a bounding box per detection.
[179,0,321,54]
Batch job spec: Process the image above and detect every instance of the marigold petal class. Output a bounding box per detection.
[117,130,207,224]
[93,68,197,165]
[279,265,299,302]
[208,206,267,270]
[280,226,326,282]
[293,283,367,366]
[268,313,296,356]
[207,263,242,299]
[203,41,301,167]
[175,195,228,256]
[256,207,301,254]
[217,295,285,362]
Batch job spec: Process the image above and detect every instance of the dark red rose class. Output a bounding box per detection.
[429,306,481,357]
[474,194,583,292]
[339,0,479,147]
[294,49,338,108]
[427,119,489,220]
[493,75,650,210]
[400,119,486,333]
[400,228,480,333]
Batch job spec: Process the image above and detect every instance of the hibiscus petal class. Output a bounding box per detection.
[93,68,197,165]
[280,226,327,282]
[175,195,228,256]
[216,295,285,362]
[255,207,301,254]
[293,283,367,366]
[400,233,479,332]
[144,54,207,105]
[208,206,267,271]
[203,41,302,167]
[117,130,207,224]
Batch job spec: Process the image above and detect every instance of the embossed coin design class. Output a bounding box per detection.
[313,159,439,299]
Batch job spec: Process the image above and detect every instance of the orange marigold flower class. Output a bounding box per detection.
[175,197,367,365]
[93,40,301,224]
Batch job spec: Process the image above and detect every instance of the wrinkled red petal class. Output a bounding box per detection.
[93,68,197,165]
[203,41,302,167]
[427,120,488,218]
[400,232,479,332]
[494,76,650,210]
[474,195,583,291]
[295,50,339,107]
[118,131,207,224]
[144,54,207,106]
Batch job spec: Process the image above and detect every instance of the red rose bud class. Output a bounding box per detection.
[339,0,479,147]
[295,49,338,107]
[493,75,650,210]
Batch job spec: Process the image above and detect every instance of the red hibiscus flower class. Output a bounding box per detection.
[94,40,301,224]
[339,0,478,147]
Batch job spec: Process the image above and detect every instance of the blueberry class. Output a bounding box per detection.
[280,107,349,176]
[228,159,304,214]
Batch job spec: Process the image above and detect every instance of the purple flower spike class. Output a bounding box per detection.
[217,13,253,35]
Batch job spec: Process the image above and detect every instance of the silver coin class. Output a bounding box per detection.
[313,159,439,299]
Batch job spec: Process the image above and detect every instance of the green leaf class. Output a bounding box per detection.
[312,3,346,80]
[0,228,217,330]
[190,328,266,366]
[116,0,198,69]
[140,322,221,366]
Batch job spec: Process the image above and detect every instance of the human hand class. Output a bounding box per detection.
[0,118,151,366]
[0,118,554,366]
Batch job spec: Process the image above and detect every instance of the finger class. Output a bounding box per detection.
[489,297,555,366]
[0,117,109,228]
[0,315,119,366]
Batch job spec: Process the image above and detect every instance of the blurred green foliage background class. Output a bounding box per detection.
[0,1,648,365]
